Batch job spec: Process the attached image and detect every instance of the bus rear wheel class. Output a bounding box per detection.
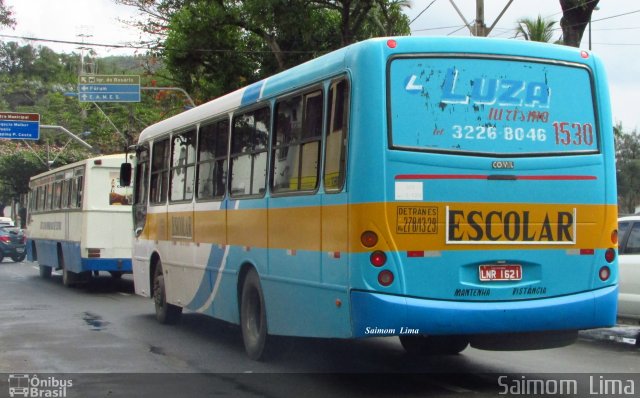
[240,269,272,361]
[153,261,182,324]
[39,265,52,279]
[62,266,79,287]
[399,335,469,356]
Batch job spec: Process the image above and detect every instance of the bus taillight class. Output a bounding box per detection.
[378,270,394,286]
[599,266,611,281]
[361,231,378,248]
[370,251,387,267]
[604,248,616,263]
[611,229,618,245]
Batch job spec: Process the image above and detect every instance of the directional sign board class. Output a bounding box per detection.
[78,75,141,103]
[0,112,40,140]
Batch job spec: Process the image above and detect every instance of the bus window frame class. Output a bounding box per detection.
[196,117,230,202]
[323,75,350,194]
[270,84,324,197]
[169,127,197,203]
[150,137,171,206]
[229,104,271,199]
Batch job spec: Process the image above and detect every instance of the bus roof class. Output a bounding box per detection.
[29,153,130,181]
[137,35,602,144]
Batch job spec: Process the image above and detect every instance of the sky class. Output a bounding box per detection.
[0,0,639,130]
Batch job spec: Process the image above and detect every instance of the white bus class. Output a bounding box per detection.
[27,154,134,286]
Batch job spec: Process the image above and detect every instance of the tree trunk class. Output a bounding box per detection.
[559,0,599,47]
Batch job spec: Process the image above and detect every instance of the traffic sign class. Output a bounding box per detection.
[0,112,40,140]
[77,75,141,103]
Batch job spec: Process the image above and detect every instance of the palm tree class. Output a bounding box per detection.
[516,15,557,43]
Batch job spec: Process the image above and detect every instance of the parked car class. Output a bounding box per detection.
[0,226,26,263]
[0,216,14,227]
[617,216,640,320]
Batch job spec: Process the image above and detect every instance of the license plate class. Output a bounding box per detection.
[479,264,522,282]
[16,247,25,253]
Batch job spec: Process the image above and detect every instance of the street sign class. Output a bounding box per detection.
[78,75,141,102]
[0,112,40,140]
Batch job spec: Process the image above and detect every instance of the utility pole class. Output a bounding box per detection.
[449,0,514,37]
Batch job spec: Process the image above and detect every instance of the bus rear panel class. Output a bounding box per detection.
[349,39,617,347]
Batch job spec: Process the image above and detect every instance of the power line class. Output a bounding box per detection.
[591,9,640,23]
[410,0,438,25]
[543,0,600,19]
[0,33,320,55]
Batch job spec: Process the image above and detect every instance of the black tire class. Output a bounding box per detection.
[109,271,123,279]
[12,253,26,262]
[240,269,273,361]
[39,265,52,279]
[0,253,4,263]
[62,265,78,287]
[153,261,182,324]
[400,335,469,356]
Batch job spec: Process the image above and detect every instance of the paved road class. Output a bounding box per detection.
[1,261,638,397]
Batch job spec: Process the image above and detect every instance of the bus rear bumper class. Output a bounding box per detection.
[80,258,132,273]
[351,285,618,338]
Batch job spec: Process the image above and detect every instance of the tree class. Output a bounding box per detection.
[516,15,557,43]
[0,0,15,28]
[615,123,640,214]
[129,0,410,101]
[559,0,599,47]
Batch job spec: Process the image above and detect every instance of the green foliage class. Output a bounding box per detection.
[615,123,640,213]
[0,0,15,28]
[158,0,410,101]
[0,42,189,203]
[516,15,557,43]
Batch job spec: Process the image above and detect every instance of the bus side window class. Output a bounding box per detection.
[272,89,323,194]
[150,139,170,204]
[134,146,150,233]
[324,78,349,192]
[230,107,270,197]
[170,129,196,202]
[134,146,149,206]
[197,119,228,200]
[61,180,70,209]
[76,175,84,208]
[45,183,53,211]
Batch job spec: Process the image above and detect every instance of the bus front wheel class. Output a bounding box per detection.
[399,335,469,356]
[153,261,182,324]
[240,270,272,361]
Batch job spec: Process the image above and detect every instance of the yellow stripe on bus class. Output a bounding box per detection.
[140,202,617,253]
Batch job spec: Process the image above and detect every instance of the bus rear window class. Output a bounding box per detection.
[388,56,598,156]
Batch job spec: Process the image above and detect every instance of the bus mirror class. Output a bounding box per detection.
[120,163,132,187]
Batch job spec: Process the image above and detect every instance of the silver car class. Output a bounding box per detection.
[617,216,640,320]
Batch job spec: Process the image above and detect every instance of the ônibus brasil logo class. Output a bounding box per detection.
[8,374,73,398]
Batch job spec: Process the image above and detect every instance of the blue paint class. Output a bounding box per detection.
[351,285,618,337]
[27,238,131,273]
[240,80,265,106]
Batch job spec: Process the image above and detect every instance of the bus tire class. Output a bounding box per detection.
[240,269,272,361]
[109,271,123,279]
[62,265,78,287]
[399,335,469,356]
[39,265,52,279]
[153,261,182,324]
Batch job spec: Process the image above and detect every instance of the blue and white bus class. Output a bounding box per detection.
[28,154,134,286]
[127,36,618,359]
